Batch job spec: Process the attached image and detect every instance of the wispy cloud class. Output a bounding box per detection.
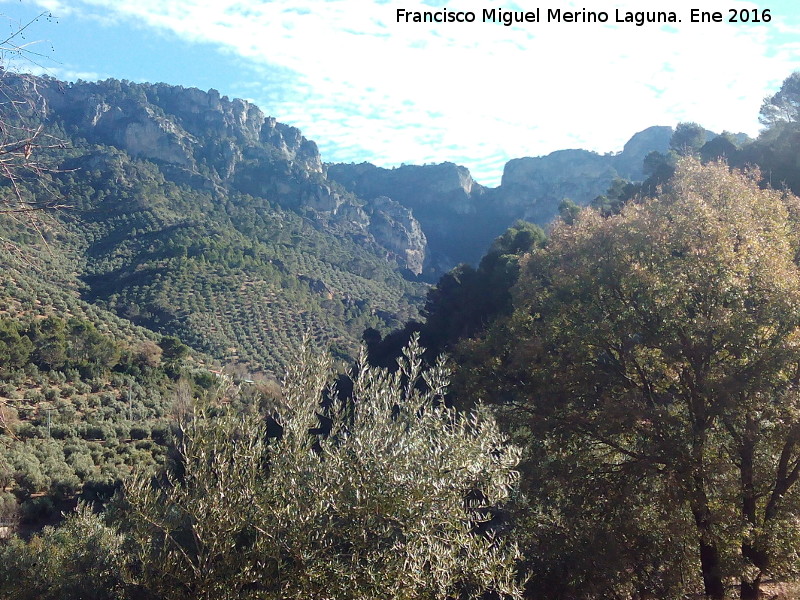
[21,0,800,185]
[12,61,105,81]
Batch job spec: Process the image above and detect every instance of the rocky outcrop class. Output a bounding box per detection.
[328,162,491,273]
[614,126,672,179]
[497,149,618,223]
[328,162,484,215]
[26,77,324,188]
[496,126,673,224]
[3,74,426,274]
[367,197,427,275]
[329,127,674,274]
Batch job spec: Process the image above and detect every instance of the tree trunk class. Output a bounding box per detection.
[697,536,725,600]
[740,577,761,600]
[686,421,725,600]
[739,431,766,600]
[691,467,725,600]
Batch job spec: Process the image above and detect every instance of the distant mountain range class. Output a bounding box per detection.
[0,71,675,372]
[329,125,672,271]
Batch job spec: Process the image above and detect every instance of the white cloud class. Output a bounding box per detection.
[7,61,104,81]
[25,0,800,185]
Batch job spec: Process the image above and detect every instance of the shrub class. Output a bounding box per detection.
[0,505,127,600]
[122,337,524,600]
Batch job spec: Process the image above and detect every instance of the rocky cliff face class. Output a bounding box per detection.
[8,74,426,274]
[497,149,617,223]
[29,78,324,181]
[367,197,427,276]
[329,126,673,274]
[8,71,672,278]
[614,126,673,179]
[495,126,672,224]
[328,162,492,273]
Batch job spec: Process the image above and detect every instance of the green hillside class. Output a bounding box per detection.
[0,75,426,375]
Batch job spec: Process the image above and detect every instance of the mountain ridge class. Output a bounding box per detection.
[328,125,673,272]
[0,71,681,371]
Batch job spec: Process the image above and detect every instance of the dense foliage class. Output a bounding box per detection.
[0,310,194,530]
[1,339,524,600]
[366,220,545,370]
[454,159,800,599]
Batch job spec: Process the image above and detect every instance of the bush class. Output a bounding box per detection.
[80,424,112,441]
[80,480,120,505]
[0,505,128,600]
[23,390,43,402]
[0,491,20,530]
[49,424,75,440]
[122,336,524,600]
[128,425,149,440]
[14,423,43,440]
[21,496,55,524]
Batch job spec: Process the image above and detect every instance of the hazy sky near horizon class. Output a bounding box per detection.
[2,0,799,186]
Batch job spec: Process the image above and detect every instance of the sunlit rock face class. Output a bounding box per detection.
[328,127,671,275]
[367,196,427,276]
[328,162,490,274]
[496,126,673,224]
[2,73,426,275]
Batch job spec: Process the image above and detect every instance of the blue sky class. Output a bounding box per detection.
[2,0,799,186]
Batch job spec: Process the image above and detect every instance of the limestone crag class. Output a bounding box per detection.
[328,162,491,273]
[496,127,673,224]
[329,126,673,274]
[4,74,425,274]
[498,150,618,223]
[367,197,427,275]
[614,126,673,178]
[328,162,483,215]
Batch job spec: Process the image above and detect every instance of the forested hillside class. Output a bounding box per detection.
[0,73,428,375]
[5,63,800,600]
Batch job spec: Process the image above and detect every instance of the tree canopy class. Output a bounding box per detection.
[760,72,800,126]
[120,336,524,600]
[466,159,800,599]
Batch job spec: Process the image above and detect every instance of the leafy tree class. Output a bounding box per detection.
[0,505,129,600]
[158,335,189,364]
[121,337,523,600]
[670,121,706,156]
[556,198,580,224]
[367,221,545,369]
[628,124,710,202]
[66,318,120,373]
[28,316,68,370]
[760,71,800,126]
[590,177,640,217]
[737,120,800,196]
[700,132,741,163]
[508,159,800,599]
[0,318,32,373]
[133,340,162,369]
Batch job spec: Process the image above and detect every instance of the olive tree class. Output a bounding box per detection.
[122,336,523,600]
[0,504,128,600]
